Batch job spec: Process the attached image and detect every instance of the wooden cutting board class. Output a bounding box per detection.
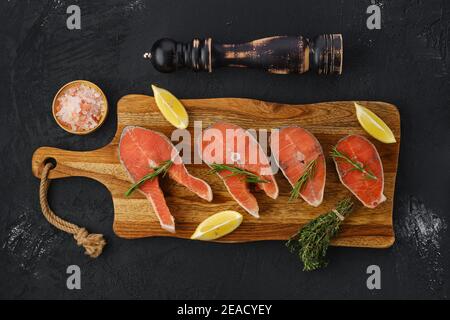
[32,95,400,248]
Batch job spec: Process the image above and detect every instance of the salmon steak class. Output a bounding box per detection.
[119,126,212,232]
[332,135,386,208]
[198,122,278,218]
[270,126,326,207]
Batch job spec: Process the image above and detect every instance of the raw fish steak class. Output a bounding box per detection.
[270,126,326,207]
[198,122,278,217]
[119,126,212,232]
[332,135,386,208]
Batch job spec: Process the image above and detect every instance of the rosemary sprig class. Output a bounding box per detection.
[330,147,377,180]
[125,160,173,197]
[289,159,317,201]
[286,198,354,271]
[209,163,269,184]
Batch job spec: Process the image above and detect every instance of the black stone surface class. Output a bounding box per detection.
[0,0,449,299]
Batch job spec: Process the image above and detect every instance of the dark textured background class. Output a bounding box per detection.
[0,0,449,299]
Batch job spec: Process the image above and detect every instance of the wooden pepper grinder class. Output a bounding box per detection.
[144,34,343,75]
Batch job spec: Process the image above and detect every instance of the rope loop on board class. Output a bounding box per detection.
[39,162,106,258]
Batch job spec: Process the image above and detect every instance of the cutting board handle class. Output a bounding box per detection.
[31,146,115,182]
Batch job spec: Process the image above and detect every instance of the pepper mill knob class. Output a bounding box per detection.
[144,34,343,75]
[144,38,212,73]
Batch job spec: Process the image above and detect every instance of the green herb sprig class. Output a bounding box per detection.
[330,147,377,180]
[209,163,269,184]
[125,160,173,197]
[289,159,317,201]
[286,198,354,271]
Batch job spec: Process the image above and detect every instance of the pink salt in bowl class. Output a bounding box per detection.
[52,80,108,135]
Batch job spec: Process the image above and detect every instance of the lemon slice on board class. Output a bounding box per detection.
[191,210,243,241]
[355,102,397,143]
[151,84,189,129]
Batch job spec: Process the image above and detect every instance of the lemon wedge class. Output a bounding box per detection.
[191,210,243,241]
[355,102,396,143]
[151,84,189,129]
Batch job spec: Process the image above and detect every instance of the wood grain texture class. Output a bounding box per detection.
[32,95,401,248]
